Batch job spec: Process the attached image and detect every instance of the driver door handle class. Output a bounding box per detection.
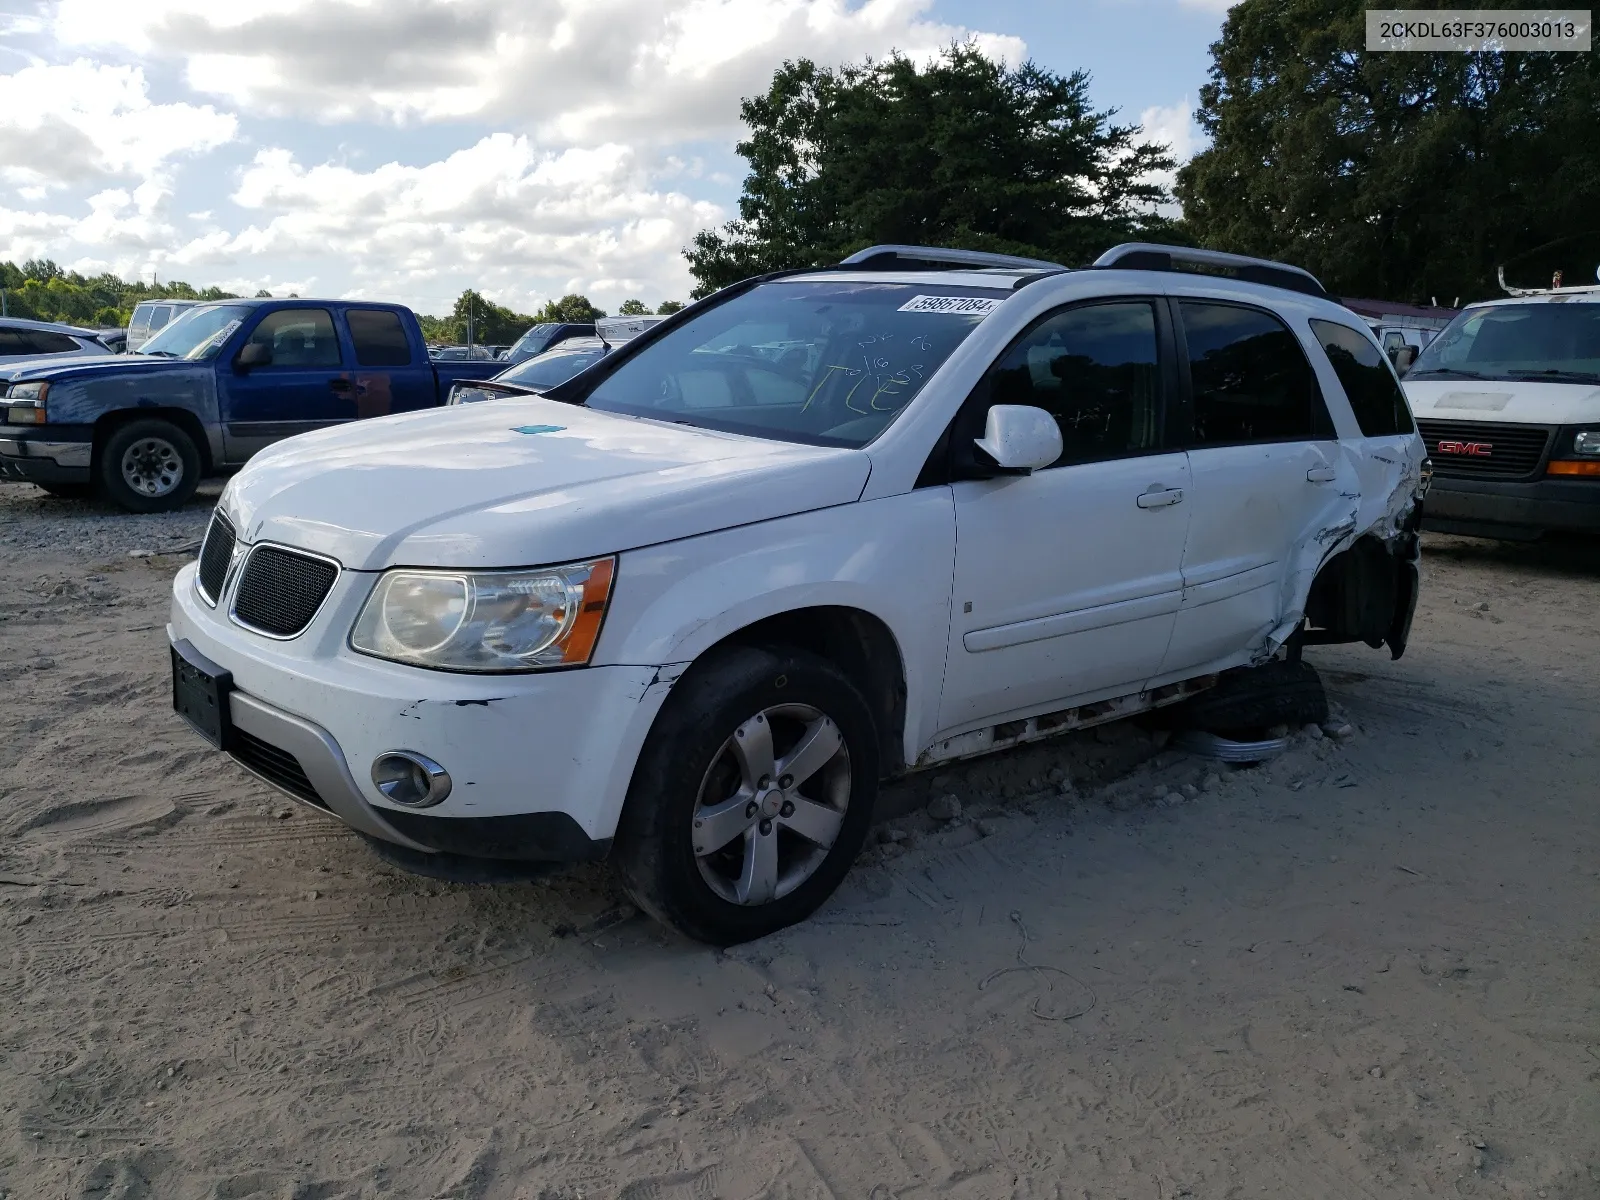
[1137,487,1185,509]
[329,377,354,393]
[1306,467,1337,483]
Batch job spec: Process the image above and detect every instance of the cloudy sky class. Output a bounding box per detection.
[0,0,1233,317]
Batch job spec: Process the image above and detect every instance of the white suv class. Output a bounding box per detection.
[168,244,1428,943]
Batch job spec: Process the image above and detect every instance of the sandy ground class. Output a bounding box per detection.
[1,481,1597,1200]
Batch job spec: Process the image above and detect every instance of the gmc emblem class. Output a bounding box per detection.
[1435,440,1493,457]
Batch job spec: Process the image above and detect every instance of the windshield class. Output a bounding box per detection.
[497,343,607,389]
[139,304,251,360]
[580,280,1005,447]
[1409,302,1600,383]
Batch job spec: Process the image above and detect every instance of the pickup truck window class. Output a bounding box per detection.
[348,308,412,367]
[245,309,341,368]
[1310,319,1415,436]
[1408,302,1600,384]
[140,304,251,360]
[988,301,1163,467]
[583,280,1004,448]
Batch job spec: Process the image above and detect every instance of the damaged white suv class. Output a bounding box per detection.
[169,243,1428,944]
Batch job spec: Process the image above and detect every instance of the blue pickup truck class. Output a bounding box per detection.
[0,298,500,511]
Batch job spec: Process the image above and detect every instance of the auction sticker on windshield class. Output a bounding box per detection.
[897,295,1003,316]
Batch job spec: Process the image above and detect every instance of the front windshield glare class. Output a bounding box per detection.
[1410,303,1600,381]
[140,304,252,360]
[498,345,607,389]
[581,280,1005,447]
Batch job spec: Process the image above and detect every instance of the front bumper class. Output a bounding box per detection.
[1423,475,1600,537]
[0,426,92,485]
[168,561,675,861]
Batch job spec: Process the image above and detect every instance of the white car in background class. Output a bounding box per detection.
[1403,280,1600,539]
[127,299,201,352]
[169,243,1427,944]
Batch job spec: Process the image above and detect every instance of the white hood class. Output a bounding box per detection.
[1403,377,1600,424]
[224,397,872,570]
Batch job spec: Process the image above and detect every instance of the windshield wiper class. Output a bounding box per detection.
[1508,368,1600,384]
[1409,367,1488,380]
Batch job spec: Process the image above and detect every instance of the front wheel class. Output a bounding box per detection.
[614,645,880,945]
[98,418,201,513]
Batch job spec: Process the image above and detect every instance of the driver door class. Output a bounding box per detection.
[220,307,354,461]
[937,299,1193,733]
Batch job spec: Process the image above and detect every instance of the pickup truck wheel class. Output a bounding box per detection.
[99,419,201,513]
[614,645,879,945]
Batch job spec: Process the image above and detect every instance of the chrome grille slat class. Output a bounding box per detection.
[1415,418,1552,481]
[230,545,339,639]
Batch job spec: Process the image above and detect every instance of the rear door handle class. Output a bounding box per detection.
[329,378,354,393]
[1306,467,1337,483]
[1137,487,1185,509]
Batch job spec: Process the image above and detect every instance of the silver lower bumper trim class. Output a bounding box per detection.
[0,436,92,468]
[228,691,433,853]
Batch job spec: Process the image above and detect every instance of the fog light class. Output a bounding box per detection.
[371,751,452,807]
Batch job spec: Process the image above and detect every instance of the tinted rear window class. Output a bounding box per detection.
[1310,319,1415,436]
[347,308,412,367]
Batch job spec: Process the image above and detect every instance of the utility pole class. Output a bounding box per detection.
[1,289,7,317]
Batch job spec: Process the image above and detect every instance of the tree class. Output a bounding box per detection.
[1176,0,1600,302]
[617,298,651,315]
[685,44,1178,296]
[533,294,606,323]
[450,289,535,344]
[0,259,242,327]
[254,289,273,298]
[656,300,685,315]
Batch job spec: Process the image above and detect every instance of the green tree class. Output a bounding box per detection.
[685,44,1178,296]
[0,259,243,325]
[1176,0,1600,302]
[533,293,606,323]
[617,298,651,315]
[656,300,685,315]
[449,289,537,344]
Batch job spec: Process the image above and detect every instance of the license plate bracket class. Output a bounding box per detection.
[171,639,234,750]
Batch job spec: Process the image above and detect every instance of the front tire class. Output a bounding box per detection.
[98,418,201,513]
[614,645,880,945]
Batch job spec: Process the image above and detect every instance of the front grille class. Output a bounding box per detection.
[196,512,235,605]
[232,545,339,638]
[230,728,328,809]
[1416,418,1552,480]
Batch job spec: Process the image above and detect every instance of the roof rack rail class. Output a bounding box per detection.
[1093,243,1329,299]
[840,244,1065,272]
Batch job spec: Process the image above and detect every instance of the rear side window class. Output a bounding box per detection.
[347,309,412,366]
[150,305,173,331]
[986,301,1163,467]
[245,309,341,368]
[1180,301,1329,445]
[26,331,80,354]
[1310,319,1415,436]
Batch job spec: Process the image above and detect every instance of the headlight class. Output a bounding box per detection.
[350,558,615,671]
[1573,431,1600,457]
[5,380,48,424]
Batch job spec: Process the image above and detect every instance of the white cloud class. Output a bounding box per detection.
[160,135,727,311]
[52,0,1025,143]
[1175,0,1236,10]
[1137,96,1199,203]
[0,60,236,190]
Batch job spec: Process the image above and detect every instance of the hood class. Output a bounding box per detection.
[0,353,179,386]
[225,396,872,570]
[1403,377,1600,425]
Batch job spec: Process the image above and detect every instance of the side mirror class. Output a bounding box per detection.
[235,342,272,370]
[1391,345,1417,376]
[973,405,1063,474]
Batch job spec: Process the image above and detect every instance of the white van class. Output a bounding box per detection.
[1403,282,1600,539]
[127,299,201,352]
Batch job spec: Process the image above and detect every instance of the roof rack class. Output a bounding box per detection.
[839,245,1065,272]
[1093,243,1329,299]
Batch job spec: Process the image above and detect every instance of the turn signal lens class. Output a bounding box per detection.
[6,405,46,425]
[1547,459,1600,477]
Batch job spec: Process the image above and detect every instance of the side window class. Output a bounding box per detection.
[149,305,173,331]
[1310,319,1415,436]
[348,309,412,367]
[1180,301,1327,445]
[245,309,341,368]
[987,301,1163,467]
[28,331,81,355]
[0,329,26,355]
